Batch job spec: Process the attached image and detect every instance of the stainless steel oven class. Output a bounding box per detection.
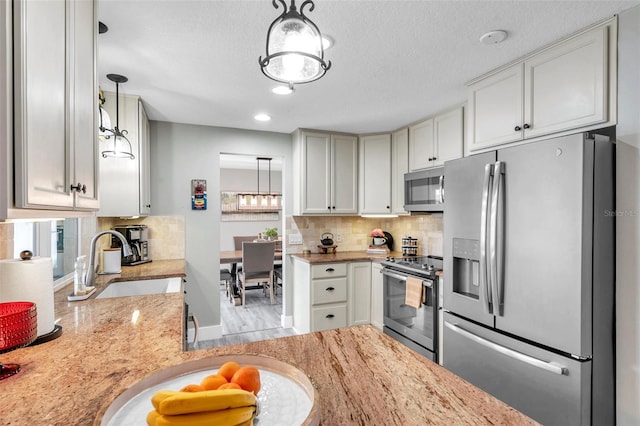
[381,256,442,361]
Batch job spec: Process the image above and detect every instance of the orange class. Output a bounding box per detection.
[217,361,241,382]
[218,382,242,390]
[200,374,228,390]
[230,366,261,395]
[180,383,205,392]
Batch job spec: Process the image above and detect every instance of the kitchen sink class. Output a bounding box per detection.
[95,277,182,299]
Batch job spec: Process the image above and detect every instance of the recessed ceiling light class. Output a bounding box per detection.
[322,34,335,50]
[254,113,271,122]
[272,86,293,95]
[480,30,508,45]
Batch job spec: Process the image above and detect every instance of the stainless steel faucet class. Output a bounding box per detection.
[85,230,133,288]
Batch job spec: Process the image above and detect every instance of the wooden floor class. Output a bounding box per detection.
[193,285,297,349]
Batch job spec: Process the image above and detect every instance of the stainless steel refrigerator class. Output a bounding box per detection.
[442,130,615,426]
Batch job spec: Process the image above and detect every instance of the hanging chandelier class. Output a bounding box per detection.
[258,0,331,86]
[238,157,282,211]
[99,74,135,160]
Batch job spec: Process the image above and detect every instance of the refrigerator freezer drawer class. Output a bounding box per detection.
[443,313,590,426]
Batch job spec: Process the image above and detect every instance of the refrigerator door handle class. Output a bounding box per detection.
[490,161,505,316]
[438,175,445,204]
[480,163,494,314]
[445,322,568,376]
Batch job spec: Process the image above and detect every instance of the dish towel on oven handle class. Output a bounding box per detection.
[405,276,423,309]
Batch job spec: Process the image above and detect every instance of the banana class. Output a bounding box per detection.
[147,406,256,426]
[156,388,257,416]
[151,390,181,411]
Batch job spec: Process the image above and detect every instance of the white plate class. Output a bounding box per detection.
[100,354,319,426]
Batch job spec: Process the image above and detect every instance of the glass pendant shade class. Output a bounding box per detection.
[100,74,135,160]
[259,0,331,84]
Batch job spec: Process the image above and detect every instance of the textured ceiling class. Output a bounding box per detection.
[98,0,639,135]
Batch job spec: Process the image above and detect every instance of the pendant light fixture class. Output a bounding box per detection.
[258,0,331,86]
[100,73,135,160]
[237,157,282,211]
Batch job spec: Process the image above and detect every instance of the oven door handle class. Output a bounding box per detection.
[382,269,432,287]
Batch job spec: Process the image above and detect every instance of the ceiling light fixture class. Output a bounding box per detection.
[258,0,331,86]
[254,113,272,121]
[479,30,508,45]
[100,74,135,160]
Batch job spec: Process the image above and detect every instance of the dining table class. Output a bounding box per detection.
[220,249,283,302]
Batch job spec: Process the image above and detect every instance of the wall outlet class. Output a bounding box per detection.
[288,233,303,245]
[336,234,342,242]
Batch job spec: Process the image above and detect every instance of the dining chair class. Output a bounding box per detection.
[237,241,276,306]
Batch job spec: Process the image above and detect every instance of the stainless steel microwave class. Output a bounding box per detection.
[404,167,444,212]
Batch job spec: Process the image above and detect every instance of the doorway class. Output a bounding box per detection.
[212,153,295,347]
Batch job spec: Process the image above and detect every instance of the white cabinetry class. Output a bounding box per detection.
[370,262,384,330]
[391,128,409,215]
[294,130,357,215]
[13,0,99,211]
[359,134,391,215]
[98,94,151,217]
[292,259,374,333]
[467,19,616,152]
[348,262,371,326]
[409,106,464,171]
[408,118,433,171]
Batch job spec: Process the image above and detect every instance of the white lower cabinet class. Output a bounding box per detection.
[349,262,371,326]
[292,259,373,333]
[370,262,384,330]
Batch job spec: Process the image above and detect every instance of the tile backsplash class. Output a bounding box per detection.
[0,222,13,260]
[97,216,186,260]
[286,213,443,256]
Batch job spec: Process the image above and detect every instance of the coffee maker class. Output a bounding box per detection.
[111,225,151,266]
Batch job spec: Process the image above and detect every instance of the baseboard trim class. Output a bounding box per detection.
[281,315,293,328]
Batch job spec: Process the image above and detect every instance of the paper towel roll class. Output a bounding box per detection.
[0,257,55,337]
[102,248,121,274]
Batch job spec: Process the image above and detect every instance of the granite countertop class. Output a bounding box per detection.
[290,250,401,264]
[1,258,535,425]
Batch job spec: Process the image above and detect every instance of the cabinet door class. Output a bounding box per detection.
[139,100,151,215]
[433,106,464,167]
[523,26,608,139]
[391,128,409,215]
[467,63,524,152]
[70,0,99,210]
[408,118,434,171]
[13,0,73,209]
[348,262,371,326]
[331,134,358,214]
[301,131,331,214]
[370,262,384,330]
[359,134,391,214]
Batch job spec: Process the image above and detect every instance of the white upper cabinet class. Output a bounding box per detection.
[359,133,391,215]
[467,18,616,153]
[408,118,434,171]
[391,128,409,215]
[98,93,151,217]
[13,0,98,211]
[294,130,358,215]
[409,106,464,170]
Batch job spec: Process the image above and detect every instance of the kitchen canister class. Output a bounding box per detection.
[0,257,56,338]
[102,248,122,274]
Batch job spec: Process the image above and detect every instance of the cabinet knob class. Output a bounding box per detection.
[325,314,335,319]
[432,157,437,161]
[523,123,530,129]
[146,204,151,208]
[386,205,390,209]
[326,286,335,291]
[514,126,522,131]
[328,206,331,210]
[70,183,86,193]
[332,206,336,209]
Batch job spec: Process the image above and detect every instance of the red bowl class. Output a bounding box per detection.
[0,302,37,353]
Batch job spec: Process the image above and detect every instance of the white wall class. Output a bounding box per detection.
[150,121,292,339]
[616,4,640,425]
